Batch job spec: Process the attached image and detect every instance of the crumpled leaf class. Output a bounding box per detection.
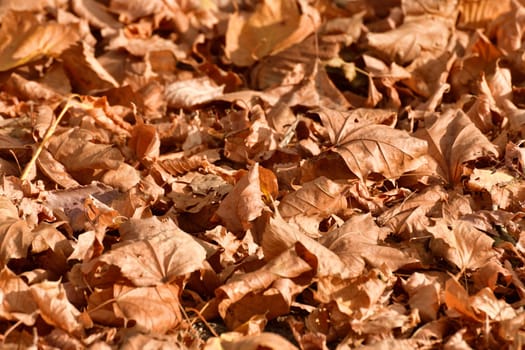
[378,186,448,238]
[445,277,516,322]
[216,248,310,329]
[60,41,119,94]
[128,119,160,163]
[30,280,84,336]
[421,109,499,184]
[0,267,38,326]
[403,272,444,322]
[320,214,421,276]
[215,164,266,233]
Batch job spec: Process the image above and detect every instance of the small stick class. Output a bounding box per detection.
[20,95,78,181]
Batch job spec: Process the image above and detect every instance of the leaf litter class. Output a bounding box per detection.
[2,0,525,349]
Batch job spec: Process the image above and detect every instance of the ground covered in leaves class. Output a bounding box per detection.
[2,0,525,349]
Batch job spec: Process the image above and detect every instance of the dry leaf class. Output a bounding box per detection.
[225,0,320,66]
[88,283,181,333]
[215,164,266,232]
[0,11,80,71]
[278,176,347,219]
[0,267,38,326]
[326,120,428,182]
[0,196,34,264]
[421,109,499,184]
[429,220,496,272]
[30,280,83,336]
[82,216,207,286]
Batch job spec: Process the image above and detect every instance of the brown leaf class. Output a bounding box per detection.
[82,216,207,286]
[366,15,452,65]
[0,11,80,71]
[250,13,363,90]
[225,0,320,66]
[254,211,354,281]
[458,0,512,29]
[88,283,181,333]
[60,42,119,94]
[215,164,266,233]
[30,280,83,336]
[378,186,448,238]
[320,214,421,275]
[322,115,428,181]
[421,109,499,184]
[0,196,34,265]
[403,272,444,322]
[43,182,118,232]
[204,332,298,350]
[46,128,124,174]
[445,277,516,322]
[71,0,122,31]
[165,77,225,109]
[0,267,38,325]
[429,219,496,272]
[128,121,160,163]
[278,176,347,219]
[216,249,311,329]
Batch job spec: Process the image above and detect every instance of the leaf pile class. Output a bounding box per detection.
[2,0,525,349]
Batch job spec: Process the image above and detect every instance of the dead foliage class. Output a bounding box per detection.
[2,0,525,348]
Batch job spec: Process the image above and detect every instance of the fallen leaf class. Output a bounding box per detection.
[30,280,83,336]
[325,118,428,182]
[88,283,181,333]
[421,109,499,184]
[429,219,496,272]
[0,11,80,71]
[82,216,207,286]
[215,164,266,233]
[225,0,320,66]
[204,332,298,350]
[278,176,347,219]
[0,267,38,326]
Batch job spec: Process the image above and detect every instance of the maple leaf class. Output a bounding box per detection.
[321,213,421,275]
[378,186,448,238]
[429,219,496,272]
[445,277,516,322]
[81,216,207,286]
[318,109,428,181]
